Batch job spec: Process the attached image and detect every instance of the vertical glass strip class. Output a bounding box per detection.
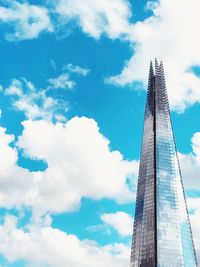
[155,62,197,267]
[130,62,156,267]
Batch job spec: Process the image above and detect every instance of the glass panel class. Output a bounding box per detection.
[130,61,197,267]
[130,63,155,267]
[155,63,196,267]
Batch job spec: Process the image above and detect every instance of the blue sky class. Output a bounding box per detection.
[0,0,199,266]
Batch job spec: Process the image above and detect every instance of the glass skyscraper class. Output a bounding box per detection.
[130,60,197,267]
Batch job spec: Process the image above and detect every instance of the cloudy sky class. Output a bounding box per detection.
[0,0,199,266]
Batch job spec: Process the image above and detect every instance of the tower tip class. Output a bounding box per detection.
[155,58,159,69]
[159,60,164,73]
[149,60,154,76]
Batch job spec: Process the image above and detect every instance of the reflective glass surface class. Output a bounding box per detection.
[155,63,196,267]
[130,61,197,267]
[130,63,156,267]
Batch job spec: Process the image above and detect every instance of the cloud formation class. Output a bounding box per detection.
[5,78,67,121]
[54,0,133,39]
[48,73,76,90]
[17,117,136,213]
[179,132,200,190]
[2,0,200,113]
[64,63,90,76]
[0,0,53,40]
[48,63,90,90]
[0,116,136,215]
[0,215,129,267]
[101,211,133,237]
[108,0,200,112]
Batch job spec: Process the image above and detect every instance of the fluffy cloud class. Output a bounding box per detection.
[0,0,133,41]
[17,117,136,212]
[0,0,53,40]
[0,215,130,267]
[4,0,200,114]
[53,0,133,39]
[108,0,200,112]
[48,73,76,90]
[64,63,90,76]
[101,211,133,237]
[48,63,90,90]
[0,107,135,265]
[5,78,67,121]
[0,116,136,214]
[0,125,35,209]
[179,132,200,190]
[2,0,200,114]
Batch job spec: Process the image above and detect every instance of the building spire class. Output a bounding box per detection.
[149,60,154,74]
[130,60,197,267]
[155,58,159,71]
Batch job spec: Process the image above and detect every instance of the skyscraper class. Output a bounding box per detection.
[130,60,197,267]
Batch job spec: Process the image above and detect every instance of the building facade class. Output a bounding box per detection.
[130,60,197,267]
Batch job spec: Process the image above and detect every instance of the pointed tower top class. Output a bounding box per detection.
[155,58,160,76]
[149,60,154,76]
[155,58,159,68]
[159,60,164,74]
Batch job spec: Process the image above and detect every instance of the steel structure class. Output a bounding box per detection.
[130,60,197,267]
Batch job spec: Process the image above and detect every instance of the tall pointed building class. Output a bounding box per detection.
[130,60,197,267]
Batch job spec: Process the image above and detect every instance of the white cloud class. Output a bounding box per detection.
[64,63,90,76]
[101,211,133,237]
[2,0,200,117]
[48,63,90,90]
[17,117,136,213]
[0,0,133,41]
[179,132,200,190]
[0,116,136,214]
[0,1,53,41]
[108,0,200,112]
[5,78,67,121]
[54,0,133,39]
[0,125,35,209]
[0,115,135,264]
[5,79,24,96]
[48,73,76,90]
[0,215,130,267]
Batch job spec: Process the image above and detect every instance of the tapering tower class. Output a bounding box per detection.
[130,60,197,267]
